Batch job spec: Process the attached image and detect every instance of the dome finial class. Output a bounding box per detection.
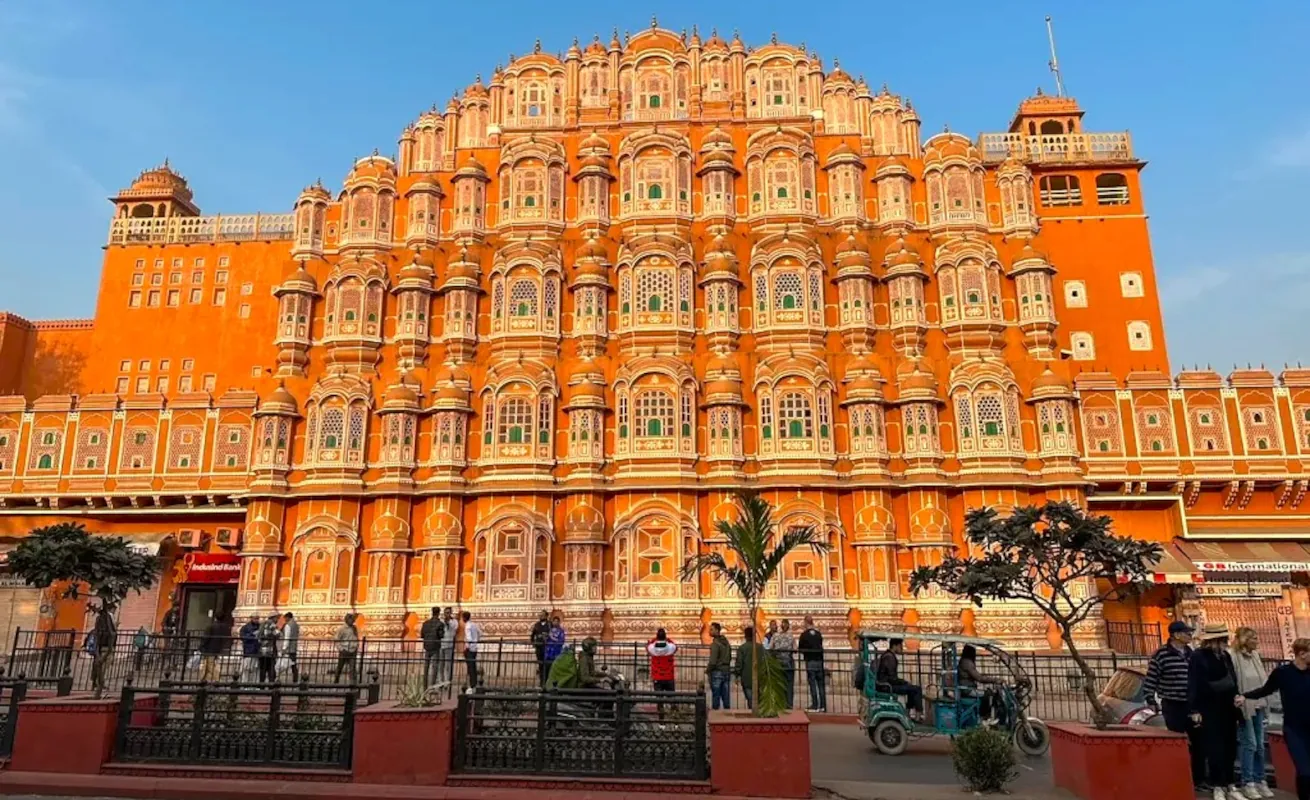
[771,31,778,44]
[651,14,658,28]
[533,38,541,54]
[833,57,840,69]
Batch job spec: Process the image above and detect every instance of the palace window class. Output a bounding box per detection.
[636,390,675,437]
[1071,332,1096,360]
[778,392,813,439]
[1128,321,1153,351]
[1120,272,1144,298]
[1095,173,1130,205]
[1064,280,1087,308]
[497,397,533,445]
[1039,175,1082,206]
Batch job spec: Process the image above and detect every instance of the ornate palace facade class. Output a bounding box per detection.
[2,24,1309,650]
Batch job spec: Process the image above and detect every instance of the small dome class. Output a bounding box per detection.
[347,153,397,183]
[846,352,879,376]
[705,377,744,397]
[701,126,733,149]
[923,132,980,165]
[576,235,609,261]
[425,509,462,544]
[398,255,433,283]
[406,177,443,196]
[875,155,910,178]
[1031,367,1072,393]
[699,148,736,168]
[382,381,420,410]
[825,141,862,169]
[259,382,299,416]
[432,362,471,387]
[580,130,610,152]
[566,502,606,537]
[130,160,192,197]
[706,350,738,375]
[435,381,470,403]
[455,155,488,179]
[298,181,331,202]
[1016,242,1049,264]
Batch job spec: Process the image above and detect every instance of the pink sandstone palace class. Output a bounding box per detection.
[0,23,1307,654]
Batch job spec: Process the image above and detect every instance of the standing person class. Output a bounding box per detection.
[1231,627,1273,799]
[1144,621,1204,790]
[1240,638,1310,800]
[764,619,778,648]
[440,607,458,683]
[798,616,827,713]
[735,626,757,710]
[89,608,117,695]
[544,615,566,680]
[280,612,300,683]
[462,611,481,689]
[706,623,732,710]
[132,626,149,672]
[200,612,231,682]
[239,614,261,682]
[1190,622,1241,800]
[420,607,446,687]
[256,613,280,683]
[531,610,551,686]
[333,613,361,684]
[770,618,796,709]
[647,627,678,719]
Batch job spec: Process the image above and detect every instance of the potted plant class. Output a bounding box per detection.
[909,501,1195,800]
[680,489,827,799]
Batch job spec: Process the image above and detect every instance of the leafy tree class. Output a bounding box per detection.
[680,490,830,717]
[8,522,162,696]
[908,501,1162,726]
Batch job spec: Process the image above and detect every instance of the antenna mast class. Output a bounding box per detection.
[1045,15,1065,97]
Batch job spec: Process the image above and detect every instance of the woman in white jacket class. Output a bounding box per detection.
[1232,627,1274,799]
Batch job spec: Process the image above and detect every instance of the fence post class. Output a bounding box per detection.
[265,683,282,764]
[452,692,468,772]
[112,681,134,762]
[56,666,73,697]
[694,691,708,780]
[366,672,380,706]
[534,691,547,773]
[189,683,208,762]
[614,691,629,777]
[340,687,356,769]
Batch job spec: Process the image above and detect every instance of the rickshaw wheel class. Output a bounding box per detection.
[871,719,909,756]
[1014,719,1050,756]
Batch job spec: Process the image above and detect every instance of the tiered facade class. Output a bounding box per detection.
[2,24,1308,649]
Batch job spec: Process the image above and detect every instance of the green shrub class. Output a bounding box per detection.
[951,727,1018,794]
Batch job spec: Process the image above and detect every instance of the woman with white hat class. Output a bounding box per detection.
[1190,622,1242,800]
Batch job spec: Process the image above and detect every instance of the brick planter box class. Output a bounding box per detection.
[9,696,121,774]
[1050,722,1194,800]
[352,700,455,785]
[708,710,810,799]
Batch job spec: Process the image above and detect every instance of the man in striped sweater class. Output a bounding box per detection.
[1144,621,1205,790]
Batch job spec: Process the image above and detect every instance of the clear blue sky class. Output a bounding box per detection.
[1,0,1307,370]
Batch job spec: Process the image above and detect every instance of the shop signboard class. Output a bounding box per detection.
[178,552,241,584]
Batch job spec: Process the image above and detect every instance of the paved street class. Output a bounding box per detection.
[810,722,1068,799]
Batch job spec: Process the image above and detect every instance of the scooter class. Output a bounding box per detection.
[552,667,627,727]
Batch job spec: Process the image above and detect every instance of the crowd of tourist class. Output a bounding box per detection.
[1143,620,1310,800]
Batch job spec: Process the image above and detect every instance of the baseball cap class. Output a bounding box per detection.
[1168,621,1194,636]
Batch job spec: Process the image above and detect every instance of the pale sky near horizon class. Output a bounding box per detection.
[1,0,1307,370]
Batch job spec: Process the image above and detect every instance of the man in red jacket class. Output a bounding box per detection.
[647,628,678,719]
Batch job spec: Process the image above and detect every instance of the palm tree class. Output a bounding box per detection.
[680,490,830,717]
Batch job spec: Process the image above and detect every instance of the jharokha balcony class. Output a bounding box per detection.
[108,213,296,245]
[977,131,1134,164]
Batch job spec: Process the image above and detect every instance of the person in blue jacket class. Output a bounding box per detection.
[544,615,566,680]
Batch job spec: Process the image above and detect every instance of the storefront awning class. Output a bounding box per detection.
[1178,540,1310,575]
[1150,541,1201,584]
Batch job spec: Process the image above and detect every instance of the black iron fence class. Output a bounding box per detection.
[1105,621,1164,656]
[0,674,27,758]
[453,687,708,780]
[112,679,357,769]
[7,627,1233,724]
[6,629,443,699]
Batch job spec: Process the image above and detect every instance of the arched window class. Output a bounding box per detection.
[1039,175,1082,206]
[509,278,538,319]
[497,397,533,445]
[637,267,673,314]
[636,390,675,438]
[1095,173,1130,205]
[773,271,802,310]
[778,392,814,439]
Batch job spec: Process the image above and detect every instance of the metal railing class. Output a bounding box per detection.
[1105,621,1163,656]
[112,679,356,769]
[0,674,27,758]
[978,131,1134,164]
[453,687,708,780]
[107,214,295,245]
[8,628,1200,723]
